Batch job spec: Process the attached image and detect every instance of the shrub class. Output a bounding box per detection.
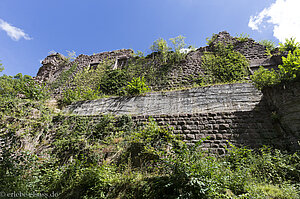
[251,43,300,89]
[0,73,48,100]
[169,35,187,63]
[259,39,276,51]
[0,61,3,72]
[150,38,170,63]
[125,76,150,96]
[235,33,249,42]
[279,48,300,81]
[201,43,250,83]
[251,67,280,89]
[98,69,128,95]
[279,37,300,53]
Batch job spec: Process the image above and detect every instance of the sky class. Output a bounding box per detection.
[0,0,299,76]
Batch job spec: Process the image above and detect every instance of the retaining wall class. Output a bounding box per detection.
[64,82,300,152]
[65,83,263,116]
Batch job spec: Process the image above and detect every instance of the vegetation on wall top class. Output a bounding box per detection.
[251,38,300,89]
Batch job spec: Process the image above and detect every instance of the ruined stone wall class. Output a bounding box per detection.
[36,49,133,84]
[35,31,282,91]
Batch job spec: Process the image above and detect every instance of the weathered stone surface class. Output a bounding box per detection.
[263,81,300,134]
[65,83,263,116]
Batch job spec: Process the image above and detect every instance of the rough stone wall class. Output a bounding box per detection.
[263,81,300,138]
[35,49,133,84]
[64,81,300,152]
[131,110,296,154]
[150,31,282,90]
[65,83,263,116]
[35,53,67,83]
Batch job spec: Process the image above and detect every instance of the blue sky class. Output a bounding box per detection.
[0,0,298,76]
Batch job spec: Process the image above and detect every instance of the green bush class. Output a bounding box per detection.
[99,69,128,95]
[0,73,48,100]
[0,61,3,72]
[251,66,280,89]
[235,33,249,42]
[150,38,170,64]
[259,39,276,51]
[201,43,250,83]
[279,48,300,81]
[1,110,300,198]
[279,37,300,53]
[251,43,300,89]
[125,76,150,96]
[59,87,100,106]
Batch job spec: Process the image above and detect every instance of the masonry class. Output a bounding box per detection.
[64,82,300,153]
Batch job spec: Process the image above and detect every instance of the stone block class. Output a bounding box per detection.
[219,124,230,130]
[195,134,205,140]
[186,134,195,140]
[213,124,219,129]
[216,134,223,140]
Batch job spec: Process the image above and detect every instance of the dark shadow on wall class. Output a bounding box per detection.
[132,95,300,154]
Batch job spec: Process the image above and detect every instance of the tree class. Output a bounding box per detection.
[0,61,4,72]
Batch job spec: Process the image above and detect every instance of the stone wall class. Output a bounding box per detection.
[64,82,300,152]
[131,110,294,154]
[65,83,263,116]
[36,49,134,84]
[263,81,300,136]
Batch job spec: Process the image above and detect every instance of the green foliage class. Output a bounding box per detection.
[251,67,280,89]
[65,50,76,62]
[259,39,276,51]
[99,69,128,95]
[251,42,300,89]
[201,43,250,83]
[60,87,100,106]
[51,63,77,89]
[259,40,276,56]
[235,33,250,42]
[279,37,300,53]
[0,108,299,198]
[206,33,217,46]
[0,61,3,72]
[125,76,150,96]
[169,35,187,63]
[279,48,300,81]
[150,36,188,64]
[0,73,48,100]
[150,38,170,63]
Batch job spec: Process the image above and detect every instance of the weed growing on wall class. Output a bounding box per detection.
[234,33,250,42]
[279,37,300,53]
